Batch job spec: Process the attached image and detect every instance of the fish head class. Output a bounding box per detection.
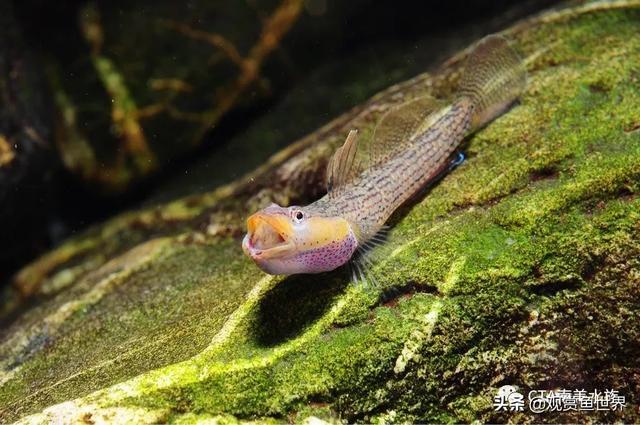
[242,203,358,275]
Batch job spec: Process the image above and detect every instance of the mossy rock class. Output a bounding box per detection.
[1,1,640,423]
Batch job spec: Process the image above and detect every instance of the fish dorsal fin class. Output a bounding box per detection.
[369,95,446,166]
[458,35,526,131]
[326,129,361,196]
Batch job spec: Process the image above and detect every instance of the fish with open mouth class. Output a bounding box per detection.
[243,35,526,280]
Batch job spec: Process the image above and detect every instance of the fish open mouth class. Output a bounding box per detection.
[243,213,294,258]
[251,220,286,250]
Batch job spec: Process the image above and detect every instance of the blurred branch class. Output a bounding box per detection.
[47,3,156,192]
[82,6,157,173]
[161,20,245,68]
[0,136,16,166]
[158,0,304,141]
[48,63,133,191]
[149,78,194,93]
[195,0,303,139]
[53,0,303,191]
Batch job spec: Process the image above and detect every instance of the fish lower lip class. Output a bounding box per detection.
[243,233,292,258]
[250,225,288,250]
[249,241,293,259]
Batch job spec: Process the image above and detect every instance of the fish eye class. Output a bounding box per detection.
[293,210,305,223]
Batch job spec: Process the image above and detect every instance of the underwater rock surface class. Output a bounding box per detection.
[1,1,640,423]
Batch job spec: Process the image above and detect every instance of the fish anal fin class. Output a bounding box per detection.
[326,129,360,195]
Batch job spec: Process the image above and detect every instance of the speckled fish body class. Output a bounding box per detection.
[309,98,473,241]
[243,35,526,276]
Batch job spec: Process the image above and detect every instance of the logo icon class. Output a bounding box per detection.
[494,385,525,412]
[493,386,626,413]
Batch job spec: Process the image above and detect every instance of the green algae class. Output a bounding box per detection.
[2,2,640,423]
[1,240,264,420]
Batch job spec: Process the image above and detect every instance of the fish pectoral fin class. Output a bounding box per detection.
[369,95,446,167]
[326,129,361,196]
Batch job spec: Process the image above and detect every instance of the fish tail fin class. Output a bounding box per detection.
[458,34,526,131]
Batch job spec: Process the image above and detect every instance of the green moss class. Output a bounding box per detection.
[2,2,640,424]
